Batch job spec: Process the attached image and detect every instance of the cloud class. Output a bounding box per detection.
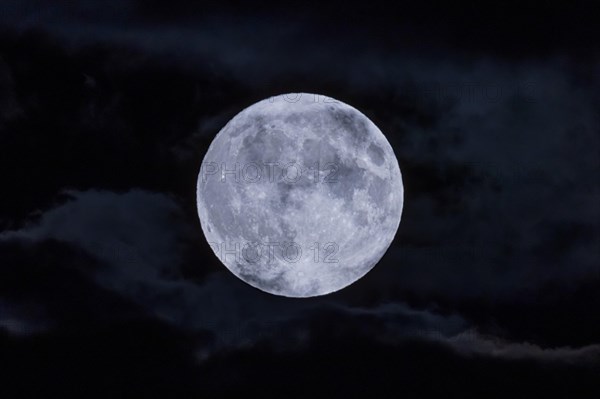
[445,329,600,365]
[350,57,600,304]
[0,56,23,125]
[0,300,50,335]
[0,189,467,352]
[1,188,598,368]
[2,189,186,281]
[0,189,190,335]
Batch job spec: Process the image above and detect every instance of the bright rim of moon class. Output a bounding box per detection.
[197,93,403,297]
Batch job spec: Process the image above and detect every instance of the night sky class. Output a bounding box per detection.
[1,1,599,397]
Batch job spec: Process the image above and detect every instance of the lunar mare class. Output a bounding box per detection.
[197,93,403,297]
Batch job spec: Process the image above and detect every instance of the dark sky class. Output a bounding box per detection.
[0,1,599,397]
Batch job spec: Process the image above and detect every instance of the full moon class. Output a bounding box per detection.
[197,93,403,297]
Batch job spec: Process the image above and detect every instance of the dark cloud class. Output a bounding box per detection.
[0,30,247,230]
[194,335,600,398]
[2,189,190,277]
[0,238,144,331]
[0,189,465,352]
[3,0,599,59]
[0,319,208,397]
[1,188,597,369]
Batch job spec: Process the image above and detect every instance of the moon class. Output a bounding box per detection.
[197,93,403,297]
